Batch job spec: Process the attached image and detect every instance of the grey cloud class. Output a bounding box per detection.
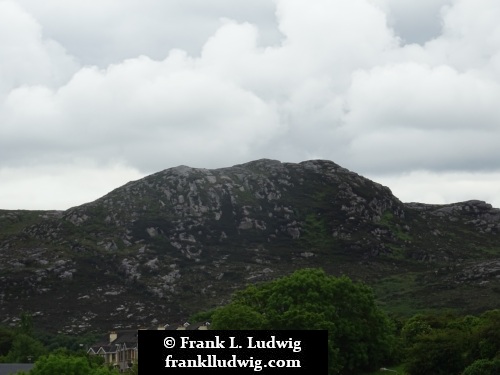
[2,0,500,209]
[14,0,282,67]
[378,0,452,44]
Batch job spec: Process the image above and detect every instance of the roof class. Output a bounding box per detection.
[111,330,138,345]
[0,364,35,375]
[186,321,211,330]
[88,330,138,354]
[164,322,190,330]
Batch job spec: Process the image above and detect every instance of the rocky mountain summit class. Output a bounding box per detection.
[1,159,499,333]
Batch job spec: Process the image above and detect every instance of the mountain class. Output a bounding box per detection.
[1,159,499,333]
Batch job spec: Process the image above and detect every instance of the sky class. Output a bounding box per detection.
[1,0,500,210]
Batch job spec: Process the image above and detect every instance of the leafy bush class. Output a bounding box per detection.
[462,358,500,375]
[403,328,466,375]
[211,268,397,374]
[19,353,119,375]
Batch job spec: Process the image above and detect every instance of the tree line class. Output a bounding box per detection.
[0,312,122,374]
[197,268,500,375]
[1,268,499,374]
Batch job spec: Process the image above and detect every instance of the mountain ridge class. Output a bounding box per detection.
[1,159,499,333]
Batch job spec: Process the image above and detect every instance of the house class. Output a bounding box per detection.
[87,330,138,373]
[87,322,210,372]
[0,364,35,375]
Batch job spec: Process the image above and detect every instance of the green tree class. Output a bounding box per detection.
[19,312,34,337]
[0,327,15,357]
[468,309,500,361]
[22,354,118,375]
[462,358,500,375]
[188,309,216,324]
[35,331,101,354]
[401,314,432,346]
[211,268,396,375]
[404,328,467,375]
[128,362,138,375]
[210,303,267,330]
[1,333,47,363]
[402,310,500,374]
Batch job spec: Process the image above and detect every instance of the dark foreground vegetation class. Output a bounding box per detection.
[0,312,128,374]
[1,269,499,374]
[204,269,500,374]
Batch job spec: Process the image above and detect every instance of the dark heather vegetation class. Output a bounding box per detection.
[0,159,499,373]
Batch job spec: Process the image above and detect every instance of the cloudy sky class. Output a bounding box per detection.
[1,0,500,210]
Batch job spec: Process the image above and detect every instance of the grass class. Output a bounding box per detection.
[383,244,406,260]
[477,246,500,257]
[372,273,425,317]
[301,213,334,248]
[379,211,412,242]
[0,210,46,237]
[378,211,395,226]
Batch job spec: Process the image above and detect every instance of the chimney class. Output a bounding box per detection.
[109,331,118,343]
[198,322,211,330]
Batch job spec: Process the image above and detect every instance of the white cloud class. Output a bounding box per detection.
[424,0,500,70]
[0,1,78,96]
[0,50,284,172]
[1,0,500,209]
[339,63,500,172]
[370,170,500,209]
[0,162,144,210]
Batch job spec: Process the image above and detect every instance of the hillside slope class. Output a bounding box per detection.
[1,159,499,333]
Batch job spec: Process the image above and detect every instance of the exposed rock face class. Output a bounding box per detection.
[0,159,499,333]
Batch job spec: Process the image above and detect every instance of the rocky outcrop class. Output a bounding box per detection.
[0,159,499,333]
